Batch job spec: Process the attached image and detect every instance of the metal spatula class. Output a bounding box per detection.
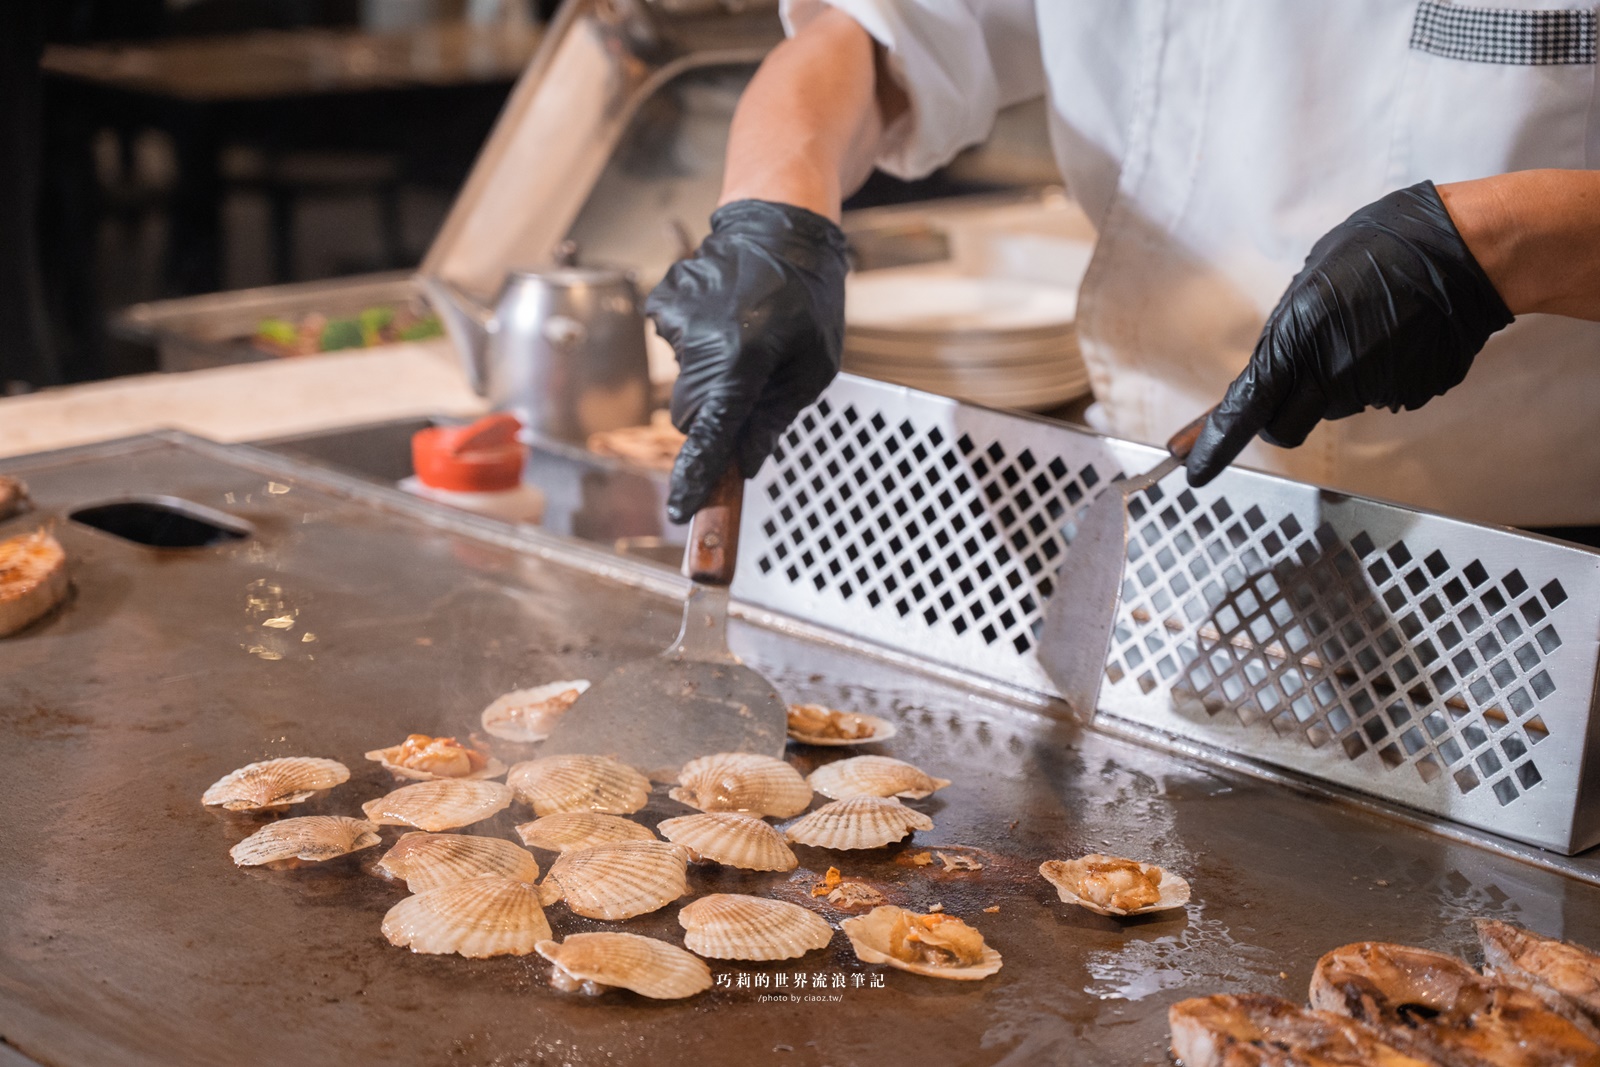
[540,467,788,781]
[1038,410,1212,718]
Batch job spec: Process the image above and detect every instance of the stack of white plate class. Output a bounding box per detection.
[843,272,1090,411]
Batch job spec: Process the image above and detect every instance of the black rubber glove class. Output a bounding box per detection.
[1186,181,1513,486]
[645,199,850,524]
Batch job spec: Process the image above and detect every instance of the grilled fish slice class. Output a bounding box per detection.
[1169,993,1442,1066]
[1478,919,1600,1029]
[1309,941,1600,1067]
[0,530,68,637]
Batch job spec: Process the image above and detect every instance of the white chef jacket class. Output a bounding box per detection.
[785,0,1600,526]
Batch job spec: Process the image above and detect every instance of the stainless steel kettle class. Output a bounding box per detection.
[424,265,652,443]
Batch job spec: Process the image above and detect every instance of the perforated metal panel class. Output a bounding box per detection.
[733,375,1600,853]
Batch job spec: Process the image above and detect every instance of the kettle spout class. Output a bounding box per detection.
[420,275,496,396]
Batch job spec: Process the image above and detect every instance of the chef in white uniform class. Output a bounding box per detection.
[645,0,1600,529]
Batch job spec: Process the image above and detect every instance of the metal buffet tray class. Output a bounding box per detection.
[5,427,1600,1067]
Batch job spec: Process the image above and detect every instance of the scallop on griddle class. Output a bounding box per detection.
[1310,941,1600,1066]
[1039,854,1190,917]
[0,529,68,638]
[669,752,812,818]
[657,812,798,871]
[364,734,506,781]
[382,875,552,958]
[229,816,380,869]
[0,475,28,521]
[480,679,590,743]
[507,754,650,817]
[1478,919,1600,1029]
[783,795,932,850]
[842,905,1001,980]
[202,756,351,812]
[515,811,657,853]
[786,703,897,746]
[808,756,949,800]
[536,932,711,999]
[361,778,513,832]
[1168,993,1442,1067]
[543,840,690,920]
[678,894,833,961]
[374,832,540,892]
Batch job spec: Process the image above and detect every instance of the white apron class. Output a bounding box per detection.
[785,0,1600,526]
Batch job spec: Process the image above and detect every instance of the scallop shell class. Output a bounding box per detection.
[374,832,540,892]
[842,905,1002,980]
[229,816,380,868]
[657,812,797,871]
[363,736,506,781]
[678,894,833,961]
[786,704,898,747]
[516,812,657,853]
[669,753,812,818]
[783,796,932,850]
[360,779,513,832]
[545,840,689,920]
[480,680,591,743]
[507,754,650,816]
[536,933,711,999]
[381,875,552,957]
[202,757,350,811]
[808,756,950,800]
[1039,855,1190,917]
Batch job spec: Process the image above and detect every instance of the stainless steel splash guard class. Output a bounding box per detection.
[731,375,1600,854]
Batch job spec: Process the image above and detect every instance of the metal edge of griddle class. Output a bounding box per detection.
[0,430,692,605]
[7,430,1599,887]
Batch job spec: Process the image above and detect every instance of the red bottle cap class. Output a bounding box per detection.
[412,413,525,492]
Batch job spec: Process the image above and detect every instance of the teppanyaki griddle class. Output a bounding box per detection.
[3,432,1599,1067]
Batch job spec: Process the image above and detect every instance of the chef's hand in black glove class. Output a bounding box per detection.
[645,199,850,524]
[1185,180,1513,486]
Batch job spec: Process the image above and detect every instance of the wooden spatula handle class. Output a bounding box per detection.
[683,466,744,586]
[1166,406,1216,461]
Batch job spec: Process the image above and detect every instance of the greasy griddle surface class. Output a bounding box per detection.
[3,437,1599,1067]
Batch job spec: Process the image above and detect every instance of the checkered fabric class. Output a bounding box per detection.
[1411,1,1597,64]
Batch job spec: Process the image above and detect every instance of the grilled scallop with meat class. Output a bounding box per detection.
[364,734,505,781]
[1310,941,1600,1067]
[1039,855,1189,917]
[808,756,949,801]
[670,753,812,818]
[1169,994,1443,1067]
[480,680,590,743]
[536,933,711,999]
[374,832,540,892]
[786,704,897,746]
[0,475,28,521]
[382,875,552,958]
[842,905,1001,980]
[0,530,68,637]
[361,778,513,831]
[202,756,350,812]
[229,816,380,869]
[1478,919,1600,1029]
[507,754,651,816]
